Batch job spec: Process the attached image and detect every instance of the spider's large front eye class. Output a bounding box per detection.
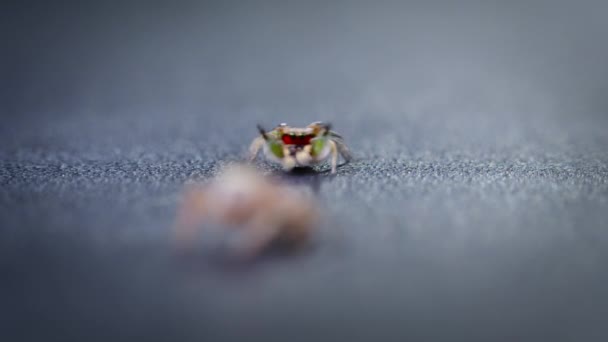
[282,134,313,145]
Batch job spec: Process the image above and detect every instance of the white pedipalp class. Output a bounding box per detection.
[295,149,313,166]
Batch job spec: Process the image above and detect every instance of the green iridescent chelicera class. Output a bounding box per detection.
[268,139,284,158]
[311,137,326,156]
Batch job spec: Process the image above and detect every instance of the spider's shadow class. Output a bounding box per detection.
[266,160,353,194]
[272,166,327,194]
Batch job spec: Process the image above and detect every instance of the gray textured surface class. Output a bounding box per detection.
[2,2,608,341]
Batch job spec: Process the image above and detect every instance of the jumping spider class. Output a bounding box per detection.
[249,121,352,174]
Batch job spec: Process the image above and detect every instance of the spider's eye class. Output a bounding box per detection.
[282,134,314,145]
[282,134,295,145]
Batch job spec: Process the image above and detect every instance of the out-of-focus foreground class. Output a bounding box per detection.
[174,165,318,261]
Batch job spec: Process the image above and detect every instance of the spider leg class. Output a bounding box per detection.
[328,140,339,174]
[329,131,353,163]
[248,136,266,162]
[257,124,269,140]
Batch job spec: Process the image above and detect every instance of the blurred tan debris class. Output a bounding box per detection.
[173,165,319,260]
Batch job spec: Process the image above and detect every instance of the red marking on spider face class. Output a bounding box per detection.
[282,134,313,145]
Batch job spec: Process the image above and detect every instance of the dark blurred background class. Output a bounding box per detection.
[3,0,608,152]
[1,1,607,341]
